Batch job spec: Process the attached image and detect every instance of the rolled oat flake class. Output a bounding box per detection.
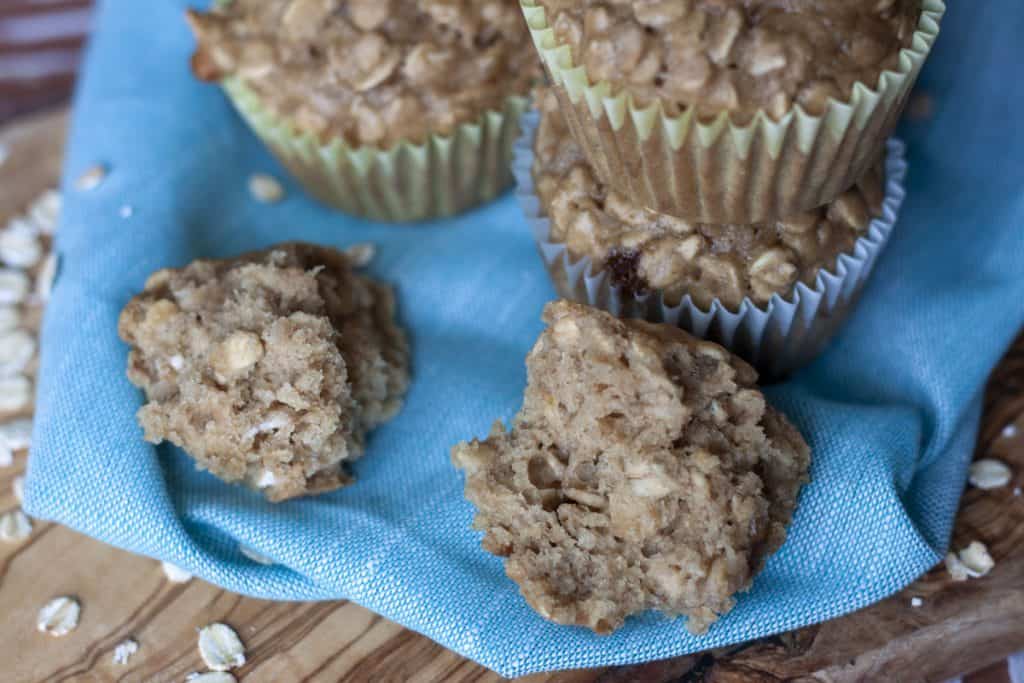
[37,596,81,636]
[968,458,1012,489]
[0,330,36,376]
[0,508,31,541]
[186,672,237,683]
[75,165,108,191]
[0,375,31,413]
[197,622,246,671]
[161,560,193,583]
[0,269,29,305]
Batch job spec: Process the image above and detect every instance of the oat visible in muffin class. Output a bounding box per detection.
[118,243,409,502]
[531,90,886,309]
[535,0,921,120]
[452,301,810,634]
[187,0,541,146]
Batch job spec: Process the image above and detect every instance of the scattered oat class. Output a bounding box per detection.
[75,165,108,192]
[906,92,933,121]
[8,216,41,239]
[958,541,995,578]
[910,597,923,608]
[161,561,193,583]
[969,458,1012,490]
[186,672,237,683]
[37,596,80,636]
[0,330,36,377]
[112,638,139,665]
[946,542,995,581]
[0,269,29,305]
[0,375,31,413]
[119,205,135,219]
[0,225,41,269]
[13,475,24,503]
[198,623,246,671]
[944,552,969,581]
[0,306,20,333]
[1002,423,1019,439]
[239,544,274,565]
[0,508,31,541]
[344,242,376,268]
[28,190,61,235]
[0,417,33,465]
[35,252,57,302]
[248,174,284,203]
[0,417,32,448]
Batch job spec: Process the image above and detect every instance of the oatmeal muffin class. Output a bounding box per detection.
[118,243,409,502]
[531,90,887,311]
[453,301,810,634]
[520,0,942,222]
[187,0,541,221]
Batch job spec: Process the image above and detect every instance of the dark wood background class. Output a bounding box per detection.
[0,0,92,123]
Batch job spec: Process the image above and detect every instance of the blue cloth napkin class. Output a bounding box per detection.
[23,0,1024,677]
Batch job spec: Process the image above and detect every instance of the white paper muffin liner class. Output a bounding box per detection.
[513,111,908,379]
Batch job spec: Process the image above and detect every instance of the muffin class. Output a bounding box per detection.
[118,243,410,501]
[520,0,942,222]
[452,301,810,634]
[514,99,907,378]
[187,0,541,222]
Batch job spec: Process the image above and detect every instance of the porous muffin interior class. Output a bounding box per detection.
[187,0,540,146]
[118,243,409,501]
[536,0,921,121]
[531,89,886,309]
[452,301,809,634]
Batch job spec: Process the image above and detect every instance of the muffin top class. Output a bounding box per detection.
[452,301,809,634]
[531,90,886,310]
[535,0,921,121]
[187,0,541,147]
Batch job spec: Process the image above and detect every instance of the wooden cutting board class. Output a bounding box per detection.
[1,108,1021,683]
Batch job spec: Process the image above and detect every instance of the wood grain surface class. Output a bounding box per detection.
[1,109,1021,683]
[0,1,92,123]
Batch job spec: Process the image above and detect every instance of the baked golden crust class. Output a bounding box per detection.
[186,0,541,146]
[535,0,921,121]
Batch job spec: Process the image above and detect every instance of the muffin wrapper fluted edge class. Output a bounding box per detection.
[222,77,529,223]
[513,111,908,380]
[519,0,937,224]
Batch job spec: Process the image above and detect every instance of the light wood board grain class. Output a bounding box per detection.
[1,109,1020,683]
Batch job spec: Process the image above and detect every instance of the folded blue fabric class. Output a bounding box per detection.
[23,0,1024,677]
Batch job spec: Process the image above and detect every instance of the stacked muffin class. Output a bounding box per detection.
[516,0,944,376]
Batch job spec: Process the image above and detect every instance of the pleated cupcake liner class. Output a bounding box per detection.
[519,0,939,224]
[513,110,908,380]
[221,78,529,223]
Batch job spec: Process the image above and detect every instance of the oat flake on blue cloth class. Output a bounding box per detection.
[23,0,1024,677]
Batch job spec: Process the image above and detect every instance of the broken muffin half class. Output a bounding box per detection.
[452,301,809,634]
[118,242,408,501]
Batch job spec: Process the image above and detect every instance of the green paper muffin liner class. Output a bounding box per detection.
[513,111,908,380]
[221,78,529,222]
[520,0,941,224]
